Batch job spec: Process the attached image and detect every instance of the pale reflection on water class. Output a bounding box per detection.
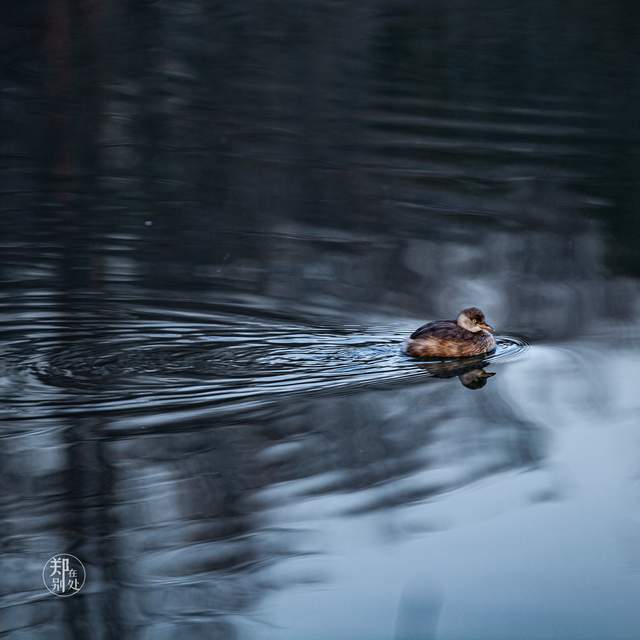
[2,1,640,639]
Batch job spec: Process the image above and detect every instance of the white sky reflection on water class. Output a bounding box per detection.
[257,345,640,640]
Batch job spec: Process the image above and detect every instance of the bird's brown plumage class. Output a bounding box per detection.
[405,315,496,358]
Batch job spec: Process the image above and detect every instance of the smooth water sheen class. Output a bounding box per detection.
[2,2,640,639]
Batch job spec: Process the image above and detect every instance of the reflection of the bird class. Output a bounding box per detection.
[414,356,496,390]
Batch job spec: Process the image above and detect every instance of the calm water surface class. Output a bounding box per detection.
[2,2,640,639]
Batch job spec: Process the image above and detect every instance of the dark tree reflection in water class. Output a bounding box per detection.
[1,1,640,639]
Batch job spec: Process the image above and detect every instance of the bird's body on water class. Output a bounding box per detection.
[405,307,496,358]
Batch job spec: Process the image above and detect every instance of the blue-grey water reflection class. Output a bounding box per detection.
[2,1,640,638]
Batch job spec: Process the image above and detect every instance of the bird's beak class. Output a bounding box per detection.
[478,322,494,333]
[478,369,496,378]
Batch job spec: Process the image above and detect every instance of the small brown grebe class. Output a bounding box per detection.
[405,307,496,358]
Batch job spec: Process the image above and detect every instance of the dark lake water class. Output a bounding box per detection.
[2,2,640,638]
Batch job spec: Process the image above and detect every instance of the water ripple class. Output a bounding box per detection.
[0,303,529,424]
